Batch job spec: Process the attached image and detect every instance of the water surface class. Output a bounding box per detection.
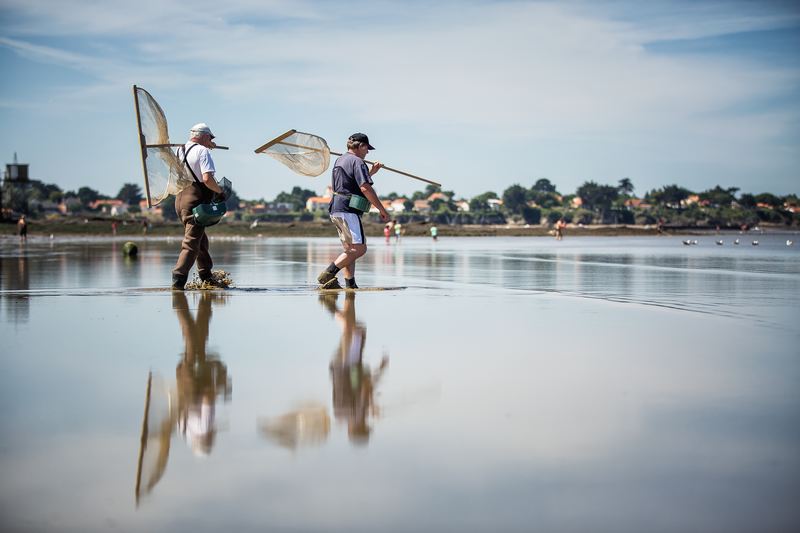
[1,234,798,532]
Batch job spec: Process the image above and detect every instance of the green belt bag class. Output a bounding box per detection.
[348,195,370,212]
[192,202,227,227]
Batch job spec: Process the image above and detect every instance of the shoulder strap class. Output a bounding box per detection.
[177,143,202,183]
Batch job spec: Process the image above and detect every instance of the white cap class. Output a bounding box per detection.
[190,123,215,139]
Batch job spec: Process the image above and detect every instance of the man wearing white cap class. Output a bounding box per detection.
[172,123,226,290]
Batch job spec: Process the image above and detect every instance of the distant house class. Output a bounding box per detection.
[266,202,294,213]
[571,197,583,209]
[455,200,470,212]
[427,192,450,202]
[487,198,503,211]
[90,199,127,215]
[389,198,408,212]
[305,186,333,211]
[370,199,393,214]
[624,198,650,210]
[414,199,431,214]
[681,194,709,207]
[306,196,332,211]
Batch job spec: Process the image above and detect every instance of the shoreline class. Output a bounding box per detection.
[2,218,797,239]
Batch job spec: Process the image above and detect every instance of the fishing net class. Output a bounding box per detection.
[258,403,331,449]
[135,372,175,504]
[133,86,193,207]
[254,130,331,177]
[255,129,441,187]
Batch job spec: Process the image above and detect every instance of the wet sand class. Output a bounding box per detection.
[1,236,798,532]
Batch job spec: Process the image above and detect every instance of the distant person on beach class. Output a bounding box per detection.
[430,224,438,241]
[171,123,226,290]
[111,221,117,236]
[384,221,393,243]
[17,215,27,240]
[142,219,149,235]
[394,221,402,243]
[555,218,566,240]
[317,133,390,290]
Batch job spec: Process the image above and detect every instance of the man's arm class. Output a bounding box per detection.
[202,172,224,195]
[360,183,390,222]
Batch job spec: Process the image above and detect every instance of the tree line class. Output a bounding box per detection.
[3,176,797,228]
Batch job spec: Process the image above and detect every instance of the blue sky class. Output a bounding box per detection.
[1,0,798,201]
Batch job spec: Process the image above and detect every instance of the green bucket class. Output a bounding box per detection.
[192,202,227,227]
[348,195,370,213]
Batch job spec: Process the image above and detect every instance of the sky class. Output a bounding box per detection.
[1,0,798,202]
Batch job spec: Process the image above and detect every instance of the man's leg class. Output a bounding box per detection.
[172,218,205,289]
[196,231,213,280]
[335,243,367,279]
[319,213,366,288]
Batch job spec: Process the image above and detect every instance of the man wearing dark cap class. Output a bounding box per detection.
[317,133,391,289]
[171,123,226,290]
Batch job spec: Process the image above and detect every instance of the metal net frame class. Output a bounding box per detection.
[133,85,194,207]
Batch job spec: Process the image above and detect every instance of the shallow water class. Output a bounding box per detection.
[1,234,799,532]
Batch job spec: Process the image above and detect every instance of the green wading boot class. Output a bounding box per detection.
[320,277,342,290]
[172,274,188,291]
[200,276,227,289]
[317,270,338,285]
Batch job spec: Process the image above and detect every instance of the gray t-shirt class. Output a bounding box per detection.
[329,153,373,214]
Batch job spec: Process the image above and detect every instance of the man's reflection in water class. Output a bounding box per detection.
[136,291,231,505]
[322,292,388,445]
[173,291,232,456]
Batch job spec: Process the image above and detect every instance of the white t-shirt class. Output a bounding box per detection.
[179,142,216,183]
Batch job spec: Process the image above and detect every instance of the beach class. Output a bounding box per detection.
[1,235,799,532]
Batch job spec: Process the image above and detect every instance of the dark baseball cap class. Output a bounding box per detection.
[349,133,375,150]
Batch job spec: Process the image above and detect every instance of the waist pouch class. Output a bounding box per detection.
[348,195,370,213]
[192,202,227,227]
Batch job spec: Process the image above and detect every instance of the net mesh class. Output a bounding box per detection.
[255,130,330,177]
[135,372,174,503]
[134,86,193,206]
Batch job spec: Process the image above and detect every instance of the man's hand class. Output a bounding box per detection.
[379,211,390,223]
[369,162,384,176]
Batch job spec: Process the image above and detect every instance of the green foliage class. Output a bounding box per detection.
[576,181,618,213]
[754,192,782,208]
[521,206,541,224]
[502,184,528,215]
[532,178,558,194]
[618,177,634,196]
[224,187,241,212]
[645,184,692,206]
[469,197,488,211]
[738,193,757,208]
[116,183,143,205]
[527,190,560,208]
[274,186,316,211]
[547,210,563,224]
[159,195,178,221]
[699,185,739,207]
[77,186,103,207]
